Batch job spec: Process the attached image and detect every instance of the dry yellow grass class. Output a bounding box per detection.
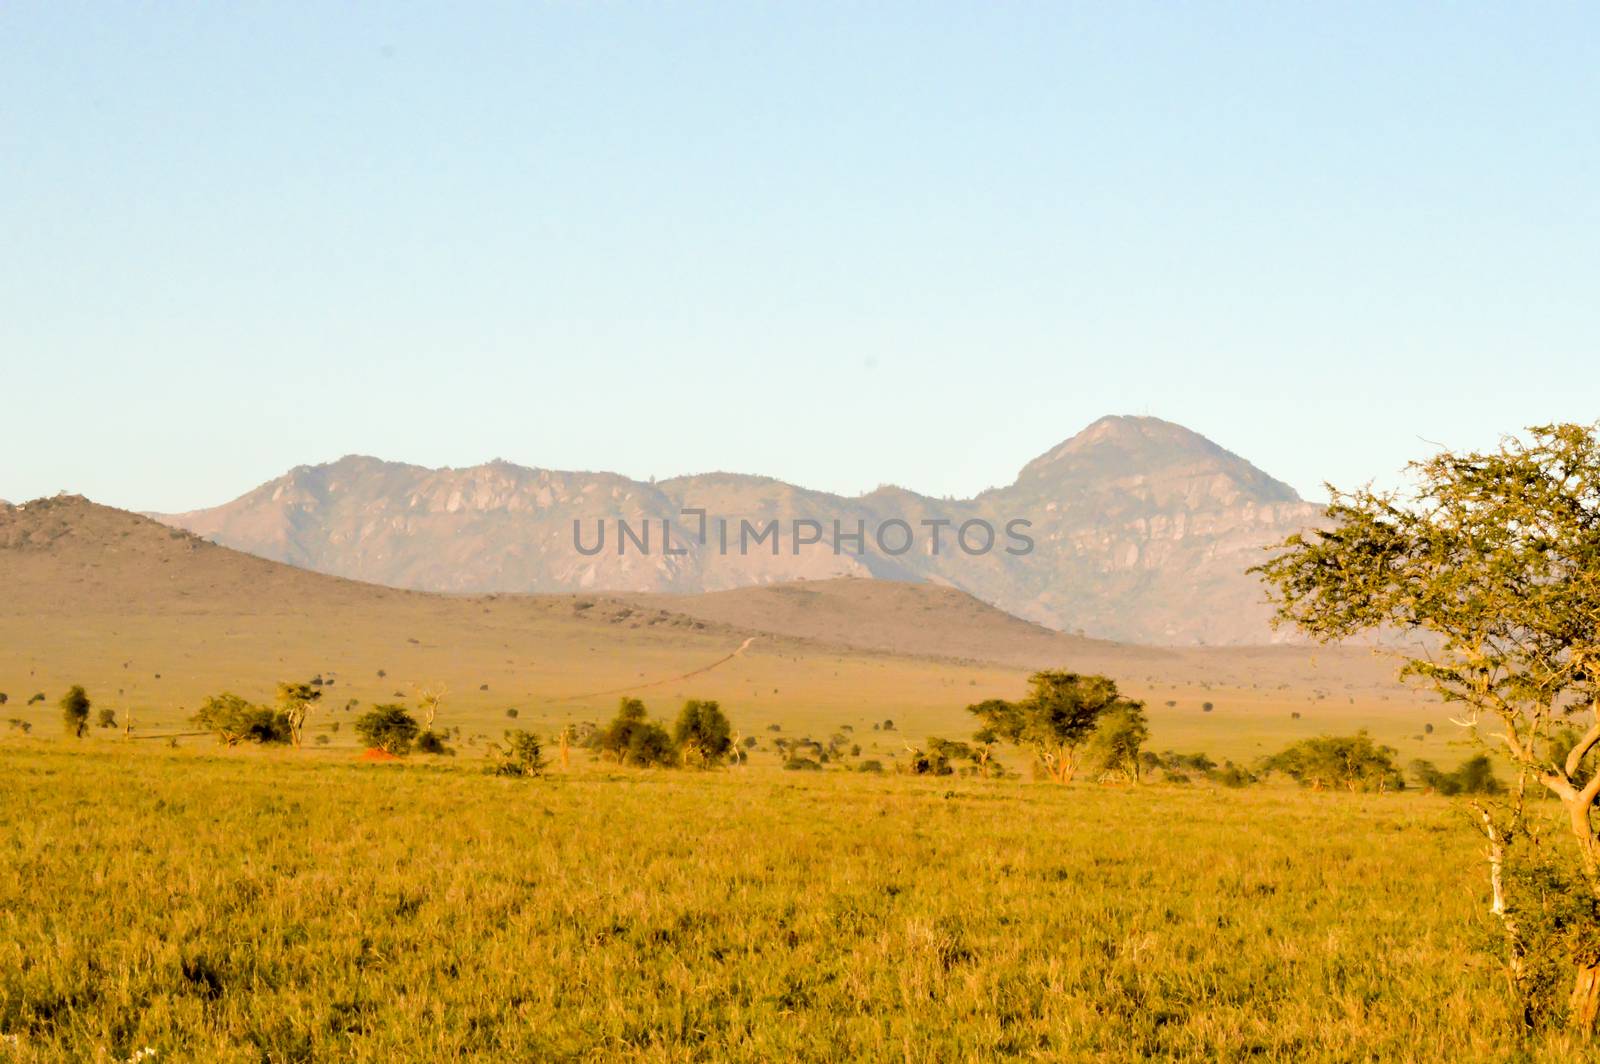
[0,742,1577,1063]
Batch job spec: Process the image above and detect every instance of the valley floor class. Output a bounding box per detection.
[0,744,1576,1062]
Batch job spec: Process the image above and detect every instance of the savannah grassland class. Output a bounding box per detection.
[0,740,1578,1064]
[1,500,1527,1061]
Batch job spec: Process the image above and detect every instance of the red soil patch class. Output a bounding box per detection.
[358,747,400,763]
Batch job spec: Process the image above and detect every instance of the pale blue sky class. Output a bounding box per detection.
[3,4,1596,512]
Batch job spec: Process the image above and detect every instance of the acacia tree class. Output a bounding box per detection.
[1088,702,1151,783]
[276,681,323,749]
[355,704,420,755]
[59,685,90,739]
[1253,423,1600,1030]
[674,699,733,768]
[968,673,1144,784]
[193,693,291,746]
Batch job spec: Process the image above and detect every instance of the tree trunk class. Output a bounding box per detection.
[1571,962,1600,1033]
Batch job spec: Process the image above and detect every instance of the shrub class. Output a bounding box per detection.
[59,686,91,739]
[1263,731,1403,792]
[415,730,452,756]
[1410,754,1504,796]
[28,693,45,705]
[0,693,7,706]
[95,708,118,729]
[593,698,674,767]
[355,704,420,755]
[783,758,822,771]
[504,708,519,719]
[857,760,885,773]
[193,693,292,746]
[491,730,547,777]
[1212,762,1257,788]
[904,737,990,777]
[674,700,733,767]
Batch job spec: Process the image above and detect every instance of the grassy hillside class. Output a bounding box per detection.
[1,496,1443,766]
[0,743,1565,1062]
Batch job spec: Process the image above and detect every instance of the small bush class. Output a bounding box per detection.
[491,730,547,777]
[95,708,118,729]
[355,704,420,755]
[1410,754,1504,796]
[415,730,452,756]
[674,699,733,768]
[857,760,885,774]
[783,758,821,771]
[505,708,520,719]
[594,698,675,767]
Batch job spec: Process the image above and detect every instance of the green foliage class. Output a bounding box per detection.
[355,704,420,756]
[673,699,733,767]
[1253,424,1600,1023]
[275,681,323,748]
[193,693,292,746]
[1408,754,1504,796]
[59,685,90,739]
[1087,703,1150,781]
[594,698,675,767]
[968,673,1145,784]
[490,730,547,777]
[1262,732,1404,792]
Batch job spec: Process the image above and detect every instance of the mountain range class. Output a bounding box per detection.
[151,415,1326,645]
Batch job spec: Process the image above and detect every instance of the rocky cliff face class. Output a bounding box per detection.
[153,416,1324,644]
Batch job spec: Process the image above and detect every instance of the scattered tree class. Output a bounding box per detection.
[674,699,733,767]
[355,704,420,755]
[1087,702,1151,781]
[968,673,1145,784]
[593,698,674,767]
[193,693,291,746]
[59,686,90,739]
[1253,423,1600,1028]
[1262,732,1404,792]
[275,681,322,749]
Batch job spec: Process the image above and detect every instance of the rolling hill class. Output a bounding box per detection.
[2,494,1436,762]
